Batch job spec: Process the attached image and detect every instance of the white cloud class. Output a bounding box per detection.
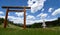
[0,15,57,25]
[8,15,35,25]
[37,13,48,18]
[26,19,42,25]
[10,18,23,24]
[0,11,4,15]
[26,18,57,25]
[52,8,60,16]
[27,15,35,20]
[8,16,23,24]
[15,12,28,17]
[0,15,5,18]
[48,8,53,12]
[45,18,57,22]
[8,16,16,19]
[26,20,35,25]
[15,12,24,17]
[8,15,36,25]
[28,0,46,13]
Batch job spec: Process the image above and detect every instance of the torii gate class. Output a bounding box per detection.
[2,6,31,29]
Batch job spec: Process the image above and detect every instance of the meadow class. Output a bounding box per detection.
[0,24,60,35]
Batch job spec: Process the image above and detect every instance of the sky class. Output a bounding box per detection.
[0,0,60,25]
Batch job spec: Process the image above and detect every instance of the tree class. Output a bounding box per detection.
[0,18,4,25]
[31,23,42,28]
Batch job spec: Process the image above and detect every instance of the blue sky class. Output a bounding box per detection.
[0,0,60,25]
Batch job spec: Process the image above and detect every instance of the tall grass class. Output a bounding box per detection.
[0,27,60,35]
[0,24,60,35]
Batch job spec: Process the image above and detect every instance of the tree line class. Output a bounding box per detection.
[0,17,60,28]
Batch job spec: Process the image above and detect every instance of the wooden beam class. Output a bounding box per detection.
[4,8,9,28]
[9,10,24,12]
[2,6,31,9]
[24,7,26,29]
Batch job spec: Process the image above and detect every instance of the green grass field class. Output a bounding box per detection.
[0,24,60,35]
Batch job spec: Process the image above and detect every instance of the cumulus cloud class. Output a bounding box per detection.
[37,13,48,18]
[27,0,46,13]
[26,20,35,25]
[0,15,57,25]
[0,15,5,18]
[26,15,36,25]
[27,15,35,20]
[8,15,35,25]
[8,16,16,19]
[8,16,23,24]
[10,18,23,24]
[48,8,53,12]
[0,11,4,15]
[45,18,57,22]
[26,18,57,25]
[15,12,24,16]
[15,12,28,17]
[52,8,60,16]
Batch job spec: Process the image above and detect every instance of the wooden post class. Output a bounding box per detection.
[4,8,9,28]
[24,7,26,29]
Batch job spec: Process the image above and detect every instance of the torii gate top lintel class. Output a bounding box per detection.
[2,6,31,9]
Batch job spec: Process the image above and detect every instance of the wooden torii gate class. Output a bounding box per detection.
[2,6,31,29]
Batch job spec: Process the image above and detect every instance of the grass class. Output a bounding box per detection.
[0,24,60,35]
